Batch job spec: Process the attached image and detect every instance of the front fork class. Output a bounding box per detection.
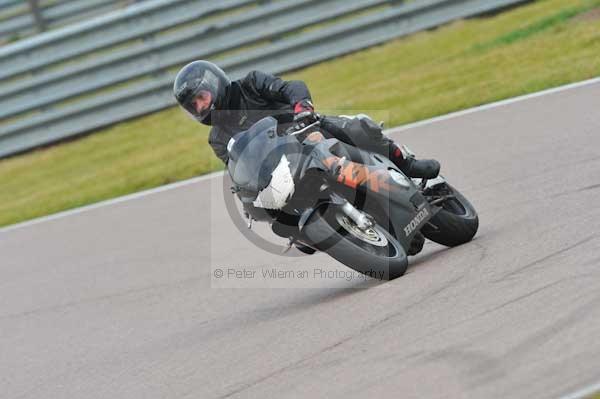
[330,192,375,230]
[287,190,375,254]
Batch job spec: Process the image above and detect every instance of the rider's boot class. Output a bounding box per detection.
[388,143,440,179]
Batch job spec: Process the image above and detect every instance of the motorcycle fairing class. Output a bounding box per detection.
[299,137,435,249]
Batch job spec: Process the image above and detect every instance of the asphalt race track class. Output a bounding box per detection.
[2,80,600,399]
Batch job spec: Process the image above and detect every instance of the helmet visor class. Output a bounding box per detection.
[181,89,214,122]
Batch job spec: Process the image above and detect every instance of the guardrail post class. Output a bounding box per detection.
[27,0,46,33]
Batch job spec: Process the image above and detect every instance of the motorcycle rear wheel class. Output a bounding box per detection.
[421,184,478,247]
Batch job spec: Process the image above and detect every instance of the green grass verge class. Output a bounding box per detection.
[1,0,600,227]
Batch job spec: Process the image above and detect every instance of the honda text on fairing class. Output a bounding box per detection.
[227,115,479,280]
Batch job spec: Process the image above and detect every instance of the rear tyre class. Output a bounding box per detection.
[302,205,408,280]
[421,184,478,247]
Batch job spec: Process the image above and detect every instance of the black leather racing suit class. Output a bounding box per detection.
[202,70,393,164]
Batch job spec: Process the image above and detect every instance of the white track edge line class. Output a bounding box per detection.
[2,76,599,234]
[558,380,600,399]
[0,170,225,233]
[388,76,600,133]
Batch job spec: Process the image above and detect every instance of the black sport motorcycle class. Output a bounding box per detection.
[227,115,478,280]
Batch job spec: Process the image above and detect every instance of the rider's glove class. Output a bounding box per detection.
[294,99,314,114]
[292,99,317,129]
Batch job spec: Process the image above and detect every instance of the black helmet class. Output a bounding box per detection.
[173,60,231,124]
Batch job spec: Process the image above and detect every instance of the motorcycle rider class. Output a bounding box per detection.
[173,60,440,179]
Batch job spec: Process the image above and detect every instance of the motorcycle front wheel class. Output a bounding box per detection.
[302,205,408,280]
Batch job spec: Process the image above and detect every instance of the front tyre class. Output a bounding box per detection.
[302,205,408,280]
[421,183,478,247]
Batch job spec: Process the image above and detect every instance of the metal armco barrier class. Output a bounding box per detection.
[0,0,150,43]
[0,0,529,158]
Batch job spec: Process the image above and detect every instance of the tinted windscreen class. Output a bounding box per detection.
[228,117,300,193]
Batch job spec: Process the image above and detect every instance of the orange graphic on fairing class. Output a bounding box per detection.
[305,131,325,143]
[323,156,391,193]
